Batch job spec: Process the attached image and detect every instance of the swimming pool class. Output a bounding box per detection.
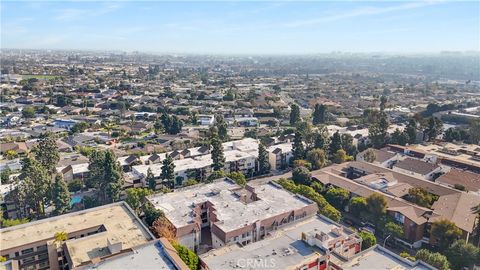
[70,195,82,206]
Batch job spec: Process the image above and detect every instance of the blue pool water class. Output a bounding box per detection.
[70,196,82,206]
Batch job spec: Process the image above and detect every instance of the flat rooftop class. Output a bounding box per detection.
[0,202,153,252]
[81,240,180,270]
[147,179,314,232]
[200,215,338,270]
[335,246,434,270]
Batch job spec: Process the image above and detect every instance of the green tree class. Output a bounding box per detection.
[325,187,350,210]
[125,188,153,215]
[52,174,71,215]
[405,187,437,208]
[277,179,340,222]
[183,179,198,186]
[306,148,327,170]
[405,118,417,144]
[359,231,377,250]
[22,106,35,118]
[289,104,301,126]
[425,117,443,141]
[431,219,462,251]
[207,170,226,182]
[1,218,29,227]
[292,131,305,161]
[215,114,228,141]
[333,149,349,164]
[54,231,68,243]
[341,134,357,156]
[228,172,247,186]
[362,149,376,163]
[4,150,17,160]
[172,242,199,270]
[314,128,329,150]
[380,95,388,111]
[161,156,175,189]
[390,128,408,146]
[210,129,225,171]
[34,132,60,175]
[82,196,98,209]
[68,179,83,192]
[369,124,388,149]
[366,193,387,226]
[257,143,270,175]
[70,122,89,134]
[446,240,479,270]
[469,119,480,144]
[312,103,326,125]
[348,197,368,219]
[292,166,311,186]
[329,131,342,156]
[415,249,450,270]
[144,204,164,226]
[104,151,123,202]
[385,221,404,239]
[1,167,12,184]
[86,150,123,203]
[146,168,156,191]
[19,157,50,217]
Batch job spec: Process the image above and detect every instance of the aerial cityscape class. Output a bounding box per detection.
[1,1,480,270]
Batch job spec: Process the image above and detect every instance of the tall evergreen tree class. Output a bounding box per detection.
[341,134,357,156]
[425,117,443,142]
[161,156,175,188]
[52,174,71,215]
[405,118,417,144]
[380,95,388,111]
[329,131,342,156]
[390,128,408,146]
[289,104,301,126]
[146,168,156,191]
[19,157,50,217]
[86,150,106,189]
[312,103,326,125]
[210,129,225,171]
[257,143,270,175]
[215,114,228,141]
[34,132,59,175]
[170,116,183,135]
[103,151,123,202]
[292,131,305,161]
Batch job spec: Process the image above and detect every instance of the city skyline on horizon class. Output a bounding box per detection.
[1,1,479,54]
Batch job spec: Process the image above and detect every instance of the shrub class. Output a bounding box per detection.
[172,242,199,270]
[67,179,83,192]
[358,231,376,250]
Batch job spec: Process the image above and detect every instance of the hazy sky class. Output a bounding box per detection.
[1,1,479,54]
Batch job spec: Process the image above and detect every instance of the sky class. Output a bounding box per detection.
[1,1,479,54]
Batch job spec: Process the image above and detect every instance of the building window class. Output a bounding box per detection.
[36,245,47,252]
[394,212,405,224]
[21,248,34,255]
[39,261,49,268]
[22,256,36,264]
[38,253,48,260]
